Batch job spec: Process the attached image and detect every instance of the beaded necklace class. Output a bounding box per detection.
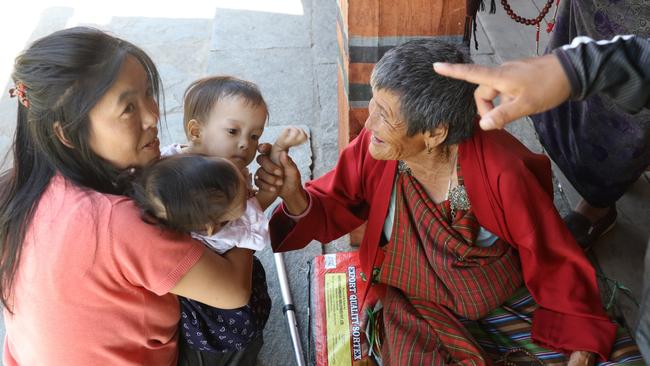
[501,0,561,54]
[397,150,470,221]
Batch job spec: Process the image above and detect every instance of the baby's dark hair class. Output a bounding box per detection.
[183,76,268,138]
[130,154,243,233]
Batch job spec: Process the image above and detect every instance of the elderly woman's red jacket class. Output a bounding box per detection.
[270,127,617,359]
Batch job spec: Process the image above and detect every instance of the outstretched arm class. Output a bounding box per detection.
[433,55,570,130]
[555,35,650,111]
[434,35,650,130]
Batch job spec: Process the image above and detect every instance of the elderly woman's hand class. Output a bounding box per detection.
[568,351,595,366]
[255,143,309,215]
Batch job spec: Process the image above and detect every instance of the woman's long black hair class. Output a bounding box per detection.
[0,27,163,311]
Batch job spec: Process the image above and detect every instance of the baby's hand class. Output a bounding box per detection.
[274,127,308,150]
[256,131,306,210]
[269,127,308,165]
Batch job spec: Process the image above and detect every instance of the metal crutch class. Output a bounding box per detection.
[274,252,307,366]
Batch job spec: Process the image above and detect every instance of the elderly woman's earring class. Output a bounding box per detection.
[426,143,433,154]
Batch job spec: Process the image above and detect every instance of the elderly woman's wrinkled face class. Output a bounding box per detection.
[365,88,427,161]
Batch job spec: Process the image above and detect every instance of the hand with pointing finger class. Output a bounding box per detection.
[433,55,571,130]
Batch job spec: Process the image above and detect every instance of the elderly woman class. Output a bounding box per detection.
[256,40,631,365]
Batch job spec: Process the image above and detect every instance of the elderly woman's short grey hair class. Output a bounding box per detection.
[371,39,477,145]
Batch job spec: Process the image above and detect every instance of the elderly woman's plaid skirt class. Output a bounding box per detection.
[376,169,643,365]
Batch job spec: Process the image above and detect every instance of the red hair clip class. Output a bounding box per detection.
[9,83,30,108]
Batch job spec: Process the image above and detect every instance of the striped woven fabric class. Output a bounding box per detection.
[382,286,489,365]
[382,286,644,365]
[377,169,645,365]
[460,288,645,366]
[378,168,523,320]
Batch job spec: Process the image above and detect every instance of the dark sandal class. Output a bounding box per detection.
[563,206,617,250]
